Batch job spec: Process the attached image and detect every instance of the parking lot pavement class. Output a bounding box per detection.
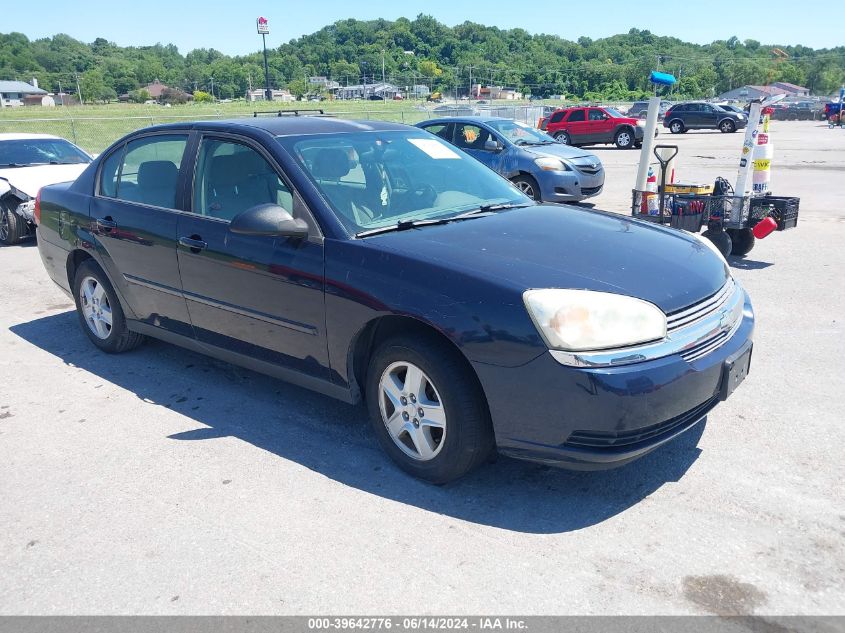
[0,121,843,615]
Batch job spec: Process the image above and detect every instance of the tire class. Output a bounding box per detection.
[719,119,736,133]
[554,130,571,145]
[614,128,635,149]
[365,333,494,484]
[511,174,541,201]
[702,228,733,259]
[73,259,145,353]
[0,205,28,246]
[669,120,685,134]
[727,228,755,256]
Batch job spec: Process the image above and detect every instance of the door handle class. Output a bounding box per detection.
[96,217,116,232]
[179,236,207,252]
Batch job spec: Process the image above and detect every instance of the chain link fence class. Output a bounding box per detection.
[0,105,547,154]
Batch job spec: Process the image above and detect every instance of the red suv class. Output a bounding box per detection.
[539,106,647,149]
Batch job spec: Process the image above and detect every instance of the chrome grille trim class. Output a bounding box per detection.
[668,279,735,332]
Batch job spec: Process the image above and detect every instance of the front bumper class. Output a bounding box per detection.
[473,290,754,469]
[536,167,605,202]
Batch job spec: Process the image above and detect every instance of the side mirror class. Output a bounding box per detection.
[484,138,503,152]
[229,203,309,239]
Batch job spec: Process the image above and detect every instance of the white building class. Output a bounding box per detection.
[246,89,295,102]
[0,79,47,107]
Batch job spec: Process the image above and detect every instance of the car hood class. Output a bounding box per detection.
[368,205,729,314]
[519,143,597,163]
[0,164,88,198]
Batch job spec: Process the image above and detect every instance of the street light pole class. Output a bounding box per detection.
[256,17,272,101]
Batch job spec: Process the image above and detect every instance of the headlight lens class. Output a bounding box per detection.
[737,114,745,119]
[523,289,667,351]
[534,156,570,171]
[636,119,646,126]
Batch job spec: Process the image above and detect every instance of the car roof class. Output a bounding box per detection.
[126,116,411,138]
[0,132,65,141]
[419,116,523,124]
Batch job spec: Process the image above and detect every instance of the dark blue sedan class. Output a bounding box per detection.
[36,117,754,483]
[416,116,605,202]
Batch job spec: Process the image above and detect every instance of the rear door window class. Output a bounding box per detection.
[549,111,566,124]
[567,109,585,122]
[113,134,188,209]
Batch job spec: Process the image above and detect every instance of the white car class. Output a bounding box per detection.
[0,133,92,245]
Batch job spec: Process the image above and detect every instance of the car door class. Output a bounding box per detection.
[176,134,329,378]
[90,132,193,336]
[564,109,589,144]
[587,108,613,143]
[452,123,505,173]
[687,104,706,128]
[700,104,719,128]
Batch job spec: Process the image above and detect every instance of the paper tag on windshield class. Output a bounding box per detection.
[408,138,461,159]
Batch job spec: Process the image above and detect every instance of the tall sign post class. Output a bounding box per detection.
[256,17,272,101]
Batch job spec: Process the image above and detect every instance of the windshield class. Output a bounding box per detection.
[279,131,530,235]
[485,120,555,145]
[603,108,625,118]
[0,138,91,167]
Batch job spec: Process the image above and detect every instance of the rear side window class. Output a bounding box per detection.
[112,134,188,209]
[421,123,453,142]
[549,111,566,124]
[98,146,124,198]
[567,109,585,122]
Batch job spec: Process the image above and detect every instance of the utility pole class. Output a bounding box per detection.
[256,17,272,100]
[381,49,386,102]
[58,80,64,106]
[454,66,458,102]
[75,72,83,105]
[469,65,473,99]
[210,76,214,99]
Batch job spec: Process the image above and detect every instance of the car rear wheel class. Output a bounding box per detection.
[0,205,27,246]
[554,130,571,145]
[614,128,635,149]
[511,174,541,201]
[73,260,145,353]
[727,228,755,256]
[702,228,733,258]
[669,120,685,134]
[719,119,736,133]
[366,333,494,483]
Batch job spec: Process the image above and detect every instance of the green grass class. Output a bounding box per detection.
[0,99,538,153]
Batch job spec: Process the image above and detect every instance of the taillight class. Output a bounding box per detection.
[34,189,42,225]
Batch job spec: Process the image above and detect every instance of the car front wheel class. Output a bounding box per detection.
[0,206,27,245]
[366,333,494,483]
[720,119,736,133]
[73,260,145,353]
[614,128,635,149]
[511,174,541,201]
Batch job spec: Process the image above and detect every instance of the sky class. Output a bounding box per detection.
[3,0,841,55]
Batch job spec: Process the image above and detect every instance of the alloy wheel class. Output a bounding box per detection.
[617,132,632,147]
[79,276,113,340]
[378,361,446,461]
[0,210,8,242]
[516,180,536,198]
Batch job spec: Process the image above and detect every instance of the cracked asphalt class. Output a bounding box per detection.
[0,120,843,615]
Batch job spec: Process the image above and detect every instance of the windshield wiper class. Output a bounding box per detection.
[355,203,533,238]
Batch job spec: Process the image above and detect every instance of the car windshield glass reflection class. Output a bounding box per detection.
[0,139,91,167]
[279,131,529,234]
[486,120,555,145]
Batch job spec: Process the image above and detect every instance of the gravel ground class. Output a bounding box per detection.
[0,120,843,615]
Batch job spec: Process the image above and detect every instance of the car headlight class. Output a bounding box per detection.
[523,289,667,351]
[534,156,570,171]
[736,114,745,120]
[636,119,646,126]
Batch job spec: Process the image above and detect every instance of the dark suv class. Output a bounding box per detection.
[663,102,747,134]
[627,100,672,120]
